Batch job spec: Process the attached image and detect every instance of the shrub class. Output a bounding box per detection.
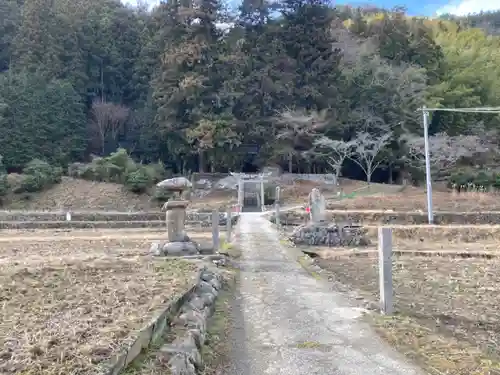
[474,171,491,187]
[151,187,174,206]
[143,161,167,183]
[448,171,475,188]
[20,174,44,193]
[0,174,8,198]
[69,150,166,194]
[18,159,62,193]
[106,148,132,171]
[67,162,87,178]
[448,169,500,191]
[0,156,8,198]
[125,167,152,193]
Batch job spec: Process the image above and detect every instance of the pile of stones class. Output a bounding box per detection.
[287,188,370,247]
[289,220,370,247]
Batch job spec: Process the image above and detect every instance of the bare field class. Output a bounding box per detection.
[364,224,500,243]
[0,227,214,239]
[313,250,500,374]
[327,190,500,212]
[0,230,205,375]
[284,222,500,244]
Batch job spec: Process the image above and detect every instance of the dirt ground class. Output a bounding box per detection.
[0,229,208,375]
[0,227,216,241]
[327,189,500,212]
[1,174,406,212]
[364,225,500,244]
[312,248,500,374]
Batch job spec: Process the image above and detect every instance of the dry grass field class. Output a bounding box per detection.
[314,249,500,374]
[298,221,500,374]
[327,189,500,212]
[0,229,217,375]
[289,183,500,374]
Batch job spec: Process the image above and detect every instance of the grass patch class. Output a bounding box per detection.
[220,240,242,260]
[279,238,290,246]
[200,275,236,375]
[296,341,322,349]
[120,318,187,375]
[296,255,321,280]
[367,313,500,375]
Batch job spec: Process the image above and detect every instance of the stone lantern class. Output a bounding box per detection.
[153,177,198,256]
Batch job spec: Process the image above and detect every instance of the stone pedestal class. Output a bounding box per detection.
[165,200,189,242]
[152,200,199,256]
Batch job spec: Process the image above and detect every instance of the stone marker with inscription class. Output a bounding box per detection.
[290,187,370,247]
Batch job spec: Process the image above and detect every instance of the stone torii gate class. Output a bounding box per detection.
[230,172,272,212]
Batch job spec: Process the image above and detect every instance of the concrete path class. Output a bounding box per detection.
[226,212,425,375]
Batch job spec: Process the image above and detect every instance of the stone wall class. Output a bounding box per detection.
[163,268,225,375]
[0,210,229,222]
[269,210,500,225]
[97,266,226,375]
[0,210,240,229]
[279,173,337,185]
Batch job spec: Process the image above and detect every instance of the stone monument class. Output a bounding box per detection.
[308,187,326,223]
[289,187,370,247]
[152,177,199,256]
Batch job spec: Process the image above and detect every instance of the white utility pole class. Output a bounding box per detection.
[418,106,500,224]
[422,106,433,224]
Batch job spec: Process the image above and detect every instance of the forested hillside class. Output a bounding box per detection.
[1,0,500,184]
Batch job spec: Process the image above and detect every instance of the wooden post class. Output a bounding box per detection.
[238,177,244,212]
[212,209,220,252]
[378,227,393,315]
[275,186,280,227]
[260,174,265,212]
[226,208,232,242]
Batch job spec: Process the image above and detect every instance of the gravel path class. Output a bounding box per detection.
[226,212,425,375]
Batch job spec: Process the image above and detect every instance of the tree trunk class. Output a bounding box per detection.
[366,166,372,184]
[288,153,292,173]
[198,151,204,173]
[101,134,105,155]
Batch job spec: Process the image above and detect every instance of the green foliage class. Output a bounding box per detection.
[0,155,8,198]
[1,0,500,180]
[68,148,165,193]
[0,174,8,198]
[17,159,62,193]
[150,187,174,207]
[0,71,87,169]
[448,169,500,190]
[125,167,151,193]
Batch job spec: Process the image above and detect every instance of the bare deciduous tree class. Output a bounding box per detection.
[349,131,392,183]
[313,136,353,182]
[91,99,130,154]
[404,132,492,178]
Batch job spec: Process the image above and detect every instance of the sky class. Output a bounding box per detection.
[123,0,500,17]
